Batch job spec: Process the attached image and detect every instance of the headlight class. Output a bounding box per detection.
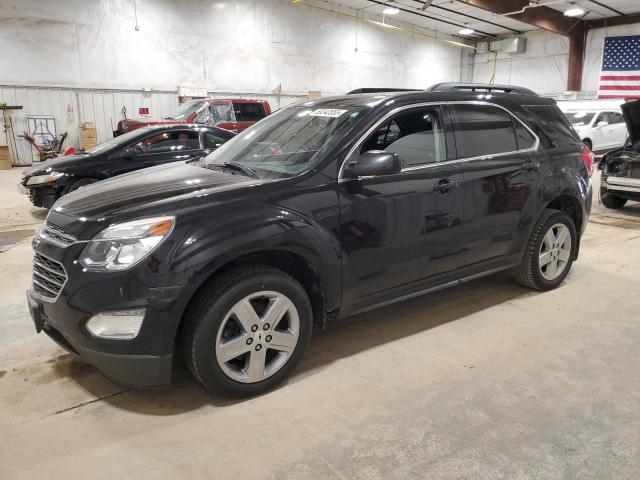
[26,172,65,185]
[79,216,175,271]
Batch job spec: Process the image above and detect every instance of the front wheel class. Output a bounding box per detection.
[601,193,627,209]
[184,265,313,397]
[512,209,577,291]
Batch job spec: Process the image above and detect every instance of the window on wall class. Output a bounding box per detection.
[360,107,447,168]
[449,105,519,158]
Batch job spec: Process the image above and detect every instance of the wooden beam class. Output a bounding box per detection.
[463,0,578,35]
[567,24,586,91]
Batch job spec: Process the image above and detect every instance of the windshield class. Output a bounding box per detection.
[86,128,150,154]
[165,101,203,120]
[203,104,369,179]
[565,111,596,126]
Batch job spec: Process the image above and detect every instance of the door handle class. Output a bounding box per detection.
[434,179,459,193]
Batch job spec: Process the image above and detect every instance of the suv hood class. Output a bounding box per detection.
[621,99,640,145]
[52,162,264,219]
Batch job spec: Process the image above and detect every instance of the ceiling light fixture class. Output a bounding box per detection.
[564,6,586,17]
[382,6,400,15]
[458,28,475,35]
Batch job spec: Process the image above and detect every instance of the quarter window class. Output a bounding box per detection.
[449,105,520,158]
[360,107,447,168]
[513,119,536,150]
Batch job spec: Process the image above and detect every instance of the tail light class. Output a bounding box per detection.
[582,144,594,177]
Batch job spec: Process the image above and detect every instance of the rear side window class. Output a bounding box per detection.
[449,105,518,158]
[235,103,266,122]
[135,131,199,153]
[203,132,229,149]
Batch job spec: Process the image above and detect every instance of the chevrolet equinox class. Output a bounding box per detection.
[28,83,593,396]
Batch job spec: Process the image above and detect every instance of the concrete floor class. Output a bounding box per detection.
[1,166,640,480]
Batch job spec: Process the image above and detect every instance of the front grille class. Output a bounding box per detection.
[32,253,67,301]
[40,222,77,247]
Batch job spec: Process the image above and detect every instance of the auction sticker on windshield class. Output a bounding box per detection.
[310,109,348,118]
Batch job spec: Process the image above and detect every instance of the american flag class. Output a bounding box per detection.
[597,35,640,99]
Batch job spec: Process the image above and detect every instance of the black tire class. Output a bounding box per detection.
[512,209,577,291]
[184,264,313,397]
[601,193,627,209]
[64,177,98,195]
[583,139,592,151]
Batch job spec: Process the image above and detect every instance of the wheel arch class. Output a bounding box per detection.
[172,247,329,354]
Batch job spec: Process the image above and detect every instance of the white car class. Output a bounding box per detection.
[564,109,628,152]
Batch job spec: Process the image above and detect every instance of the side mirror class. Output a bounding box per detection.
[344,150,402,178]
[596,121,609,128]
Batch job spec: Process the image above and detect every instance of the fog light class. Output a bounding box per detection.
[86,310,146,339]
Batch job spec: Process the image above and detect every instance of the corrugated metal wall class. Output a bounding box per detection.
[0,85,305,166]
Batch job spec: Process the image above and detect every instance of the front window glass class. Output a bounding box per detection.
[565,111,596,126]
[360,107,447,167]
[203,104,369,179]
[134,131,199,153]
[165,102,203,121]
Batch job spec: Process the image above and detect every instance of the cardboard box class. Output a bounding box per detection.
[0,145,9,159]
[0,157,11,170]
[80,122,95,130]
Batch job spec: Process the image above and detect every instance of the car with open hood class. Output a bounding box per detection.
[598,99,640,209]
[21,124,234,208]
[27,83,591,397]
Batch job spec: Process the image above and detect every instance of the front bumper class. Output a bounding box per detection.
[22,183,60,208]
[28,288,175,387]
[28,233,186,387]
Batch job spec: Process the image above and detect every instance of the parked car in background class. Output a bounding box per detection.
[21,124,234,208]
[563,109,628,152]
[598,99,640,209]
[115,98,271,136]
[27,83,591,396]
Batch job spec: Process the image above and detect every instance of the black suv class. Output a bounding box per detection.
[28,83,592,396]
[21,124,234,208]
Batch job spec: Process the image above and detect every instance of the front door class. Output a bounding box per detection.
[447,103,540,267]
[338,105,464,315]
[126,129,203,173]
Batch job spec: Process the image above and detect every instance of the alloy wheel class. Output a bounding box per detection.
[538,223,572,281]
[215,291,300,383]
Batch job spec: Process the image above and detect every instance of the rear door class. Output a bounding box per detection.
[606,111,629,148]
[339,104,465,314]
[447,103,540,269]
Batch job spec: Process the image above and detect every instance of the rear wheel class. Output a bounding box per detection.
[512,209,576,291]
[601,193,627,209]
[184,265,313,397]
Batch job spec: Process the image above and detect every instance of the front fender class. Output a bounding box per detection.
[163,202,341,338]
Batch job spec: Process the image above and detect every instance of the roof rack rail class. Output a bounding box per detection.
[346,88,420,94]
[427,82,538,96]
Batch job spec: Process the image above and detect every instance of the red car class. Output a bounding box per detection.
[115,98,271,136]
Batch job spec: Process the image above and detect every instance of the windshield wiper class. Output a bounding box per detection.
[222,162,259,178]
[164,116,175,120]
